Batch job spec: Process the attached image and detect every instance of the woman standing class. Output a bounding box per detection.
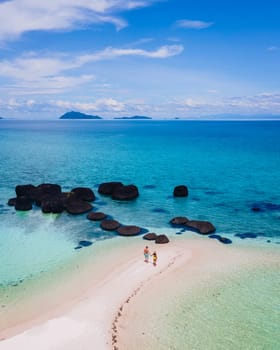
[152,251,157,266]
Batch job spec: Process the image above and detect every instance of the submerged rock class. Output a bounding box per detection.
[71,187,95,202]
[100,219,121,231]
[264,203,280,211]
[98,182,123,195]
[219,237,232,244]
[184,220,216,234]
[78,240,93,247]
[235,233,258,239]
[209,234,221,240]
[251,202,280,212]
[111,184,139,201]
[65,199,93,214]
[143,233,158,240]
[251,206,264,212]
[155,234,169,244]
[170,216,189,225]
[117,225,142,236]
[209,234,232,244]
[152,208,169,213]
[87,212,107,221]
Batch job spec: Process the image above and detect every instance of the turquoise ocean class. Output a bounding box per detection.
[0,120,279,348]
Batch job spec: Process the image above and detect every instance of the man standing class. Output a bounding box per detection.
[144,246,150,263]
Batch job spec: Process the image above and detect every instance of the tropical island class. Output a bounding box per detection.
[59,112,153,120]
[60,111,102,120]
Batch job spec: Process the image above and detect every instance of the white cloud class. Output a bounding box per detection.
[78,44,184,63]
[0,0,157,41]
[2,93,280,119]
[172,93,280,115]
[0,46,183,80]
[227,93,280,111]
[0,55,77,80]
[0,45,183,95]
[52,98,126,112]
[176,19,214,29]
[10,75,95,95]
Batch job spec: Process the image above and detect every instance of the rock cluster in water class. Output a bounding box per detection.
[9,181,272,246]
[170,216,216,235]
[143,233,170,244]
[169,216,233,244]
[7,182,156,244]
[8,182,216,247]
[98,182,139,200]
[8,184,95,214]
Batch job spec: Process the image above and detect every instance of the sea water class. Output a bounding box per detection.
[0,120,279,344]
[0,120,280,284]
[121,256,280,350]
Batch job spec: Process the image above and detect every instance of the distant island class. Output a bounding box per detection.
[60,111,102,120]
[114,116,152,120]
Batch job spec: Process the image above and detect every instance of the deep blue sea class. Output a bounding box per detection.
[0,120,280,287]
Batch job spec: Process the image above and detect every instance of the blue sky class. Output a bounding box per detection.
[0,0,279,119]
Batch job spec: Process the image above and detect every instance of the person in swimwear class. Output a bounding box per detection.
[144,246,150,262]
[152,251,157,266]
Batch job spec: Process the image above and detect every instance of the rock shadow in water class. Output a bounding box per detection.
[235,232,267,239]
[74,240,93,249]
[251,201,280,213]
[151,208,169,214]
[209,234,232,244]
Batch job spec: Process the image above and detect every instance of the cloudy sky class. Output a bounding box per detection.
[0,0,279,119]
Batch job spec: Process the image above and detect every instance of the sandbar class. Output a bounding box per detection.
[0,235,277,350]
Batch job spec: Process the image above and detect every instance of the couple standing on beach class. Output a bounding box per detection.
[144,246,157,266]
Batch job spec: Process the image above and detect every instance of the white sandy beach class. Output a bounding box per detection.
[0,235,278,350]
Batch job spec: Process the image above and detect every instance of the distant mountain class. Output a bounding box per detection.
[60,111,102,120]
[114,115,152,120]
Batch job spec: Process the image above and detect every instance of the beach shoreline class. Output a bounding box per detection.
[0,235,278,350]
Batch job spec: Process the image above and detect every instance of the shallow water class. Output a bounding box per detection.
[146,266,280,350]
[0,120,280,347]
[118,245,280,350]
[0,120,279,285]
